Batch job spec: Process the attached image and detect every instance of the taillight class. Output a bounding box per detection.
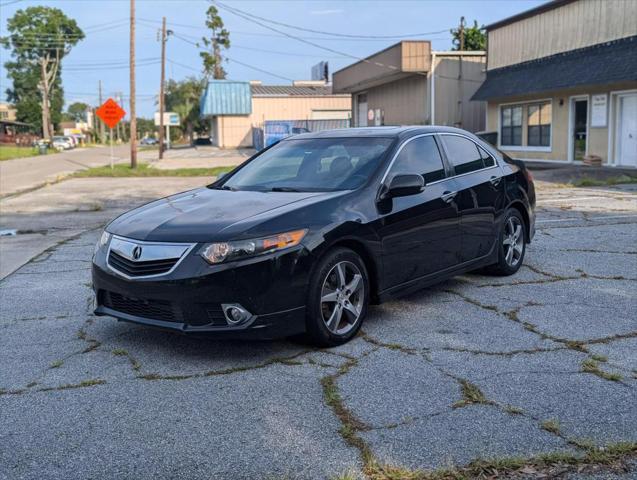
[523,168,534,183]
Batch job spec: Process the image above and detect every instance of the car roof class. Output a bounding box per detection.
[286,125,474,141]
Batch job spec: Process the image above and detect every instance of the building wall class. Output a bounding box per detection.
[333,41,431,93]
[216,95,351,148]
[0,103,17,121]
[488,0,637,70]
[433,55,486,132]
[485,82,637,163]
[357,75,428,126]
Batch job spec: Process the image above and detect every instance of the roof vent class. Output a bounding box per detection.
[249,80,263,86]
[292,80,326,87]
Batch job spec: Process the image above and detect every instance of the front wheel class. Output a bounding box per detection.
[305,248,369,347]
[485,208,526,276]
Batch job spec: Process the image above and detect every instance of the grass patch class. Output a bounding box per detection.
[572,174,637,187]
[72,163,234,178]
[112,348,128,356]
[453,379,489,408]
[0,145,49,161]
[582,358,622,382]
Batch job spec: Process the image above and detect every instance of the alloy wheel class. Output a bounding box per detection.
[320,261,365,335]
[503,216,524,267]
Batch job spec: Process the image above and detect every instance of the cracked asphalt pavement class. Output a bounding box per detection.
[1,179,636,479]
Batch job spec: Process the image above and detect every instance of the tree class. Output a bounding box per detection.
[4,60,64,133]
[450,20,486,51]
[200,6,230,79]
[67,102,89,122]
[165,77,206,144]
[2,6,84,139]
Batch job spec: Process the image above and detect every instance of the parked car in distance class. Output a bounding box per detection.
[140,137,158,145]
[52,136,73,150]
[92,126,536,346]
[194,137,212,146]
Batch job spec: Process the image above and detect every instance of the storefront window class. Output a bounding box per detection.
[501,106,522,146]
[527,102,551,147]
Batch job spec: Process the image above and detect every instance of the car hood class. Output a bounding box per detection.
[106,187,341,242]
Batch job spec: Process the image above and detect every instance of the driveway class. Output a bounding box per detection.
[0,180,636,479]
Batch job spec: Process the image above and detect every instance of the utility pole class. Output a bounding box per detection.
[130,0,137,168]
[158,16,167,160]
[98,80,105,144]
[457,16,465,128]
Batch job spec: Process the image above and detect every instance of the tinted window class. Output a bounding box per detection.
[441,135,485,175]
[221,137,393,192]
[389,136,446,183]
[479,146,496,167]
[501,105,522,146]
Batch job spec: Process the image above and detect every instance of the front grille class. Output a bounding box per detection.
[101,291,177,322]
[108,250,179,277]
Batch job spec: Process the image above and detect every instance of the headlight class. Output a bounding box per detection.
[200,229,307,264]
[94,230,111,255]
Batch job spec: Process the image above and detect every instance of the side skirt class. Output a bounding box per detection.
[377,244,498,303]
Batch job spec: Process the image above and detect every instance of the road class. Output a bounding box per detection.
[0,144,130,197]
[0,178,636,479]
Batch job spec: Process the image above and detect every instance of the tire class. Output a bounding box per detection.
[304,247,370,347]
[484,208,527,276]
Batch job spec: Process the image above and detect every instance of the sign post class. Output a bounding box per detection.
[154,112,180,153]
[109,128,114,169]
[96,98,127,169]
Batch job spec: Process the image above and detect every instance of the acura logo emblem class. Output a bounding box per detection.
[132,245,143,260]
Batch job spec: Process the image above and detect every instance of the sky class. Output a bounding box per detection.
[0,0,546,118]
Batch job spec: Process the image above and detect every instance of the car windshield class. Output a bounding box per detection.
[219,137,394,192]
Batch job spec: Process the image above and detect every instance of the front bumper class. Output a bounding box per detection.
[92,245,312,339]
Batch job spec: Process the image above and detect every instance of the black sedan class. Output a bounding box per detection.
[92,126,535,346]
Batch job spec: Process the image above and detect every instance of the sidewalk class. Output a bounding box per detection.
[525,161,637,184]
[0,144,130,198]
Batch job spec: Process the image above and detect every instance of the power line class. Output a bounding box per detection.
[214,0,448,39]
[169,34,295,82]
[137,17,450,43]
[211,1,409,74]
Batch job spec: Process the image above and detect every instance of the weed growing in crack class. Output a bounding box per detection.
[49,360,64,369]
[581,358,622,382]
[541,419,561,435]
[452,379,490,408]
[504,405,524,415]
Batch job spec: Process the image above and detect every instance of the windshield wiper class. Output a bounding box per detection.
[270,186,301,192]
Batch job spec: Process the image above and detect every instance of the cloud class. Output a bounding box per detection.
[310,9,344,15]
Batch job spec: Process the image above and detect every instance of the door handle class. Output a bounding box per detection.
[441,191,457,203]
[489,176,502,187]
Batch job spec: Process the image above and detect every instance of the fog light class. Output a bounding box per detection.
[222,304,251,325]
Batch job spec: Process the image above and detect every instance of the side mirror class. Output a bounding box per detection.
[381,174,425,200]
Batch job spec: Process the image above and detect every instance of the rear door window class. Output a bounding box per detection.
[441,135,485,175]
[390,136,446,183]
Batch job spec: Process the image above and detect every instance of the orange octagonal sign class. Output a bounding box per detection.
[96,98,126,129]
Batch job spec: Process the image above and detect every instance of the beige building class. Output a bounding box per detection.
[332,41,486,133]
[0,102,17,121]
[473,0,637,167]
[201,81,351,148]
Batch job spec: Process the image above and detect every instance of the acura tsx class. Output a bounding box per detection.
[92,126,535,346]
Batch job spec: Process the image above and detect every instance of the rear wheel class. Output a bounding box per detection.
[305,248,369,346]
[485,208,526,276]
